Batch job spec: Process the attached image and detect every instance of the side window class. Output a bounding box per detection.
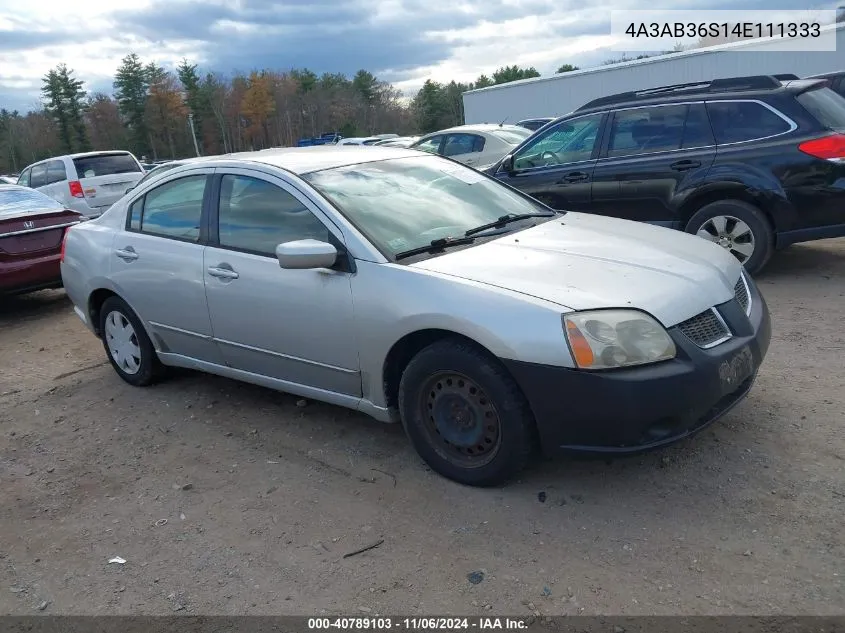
[706,101,792,144]
[512,113,603,170]
[46,160,67,185]
[128,198,143,231]
[607,105,687,158]
[217,174,330,256]
[17,168,31,187]
[442,134,485,157]
[30,164,48,188]
[681,103,716,148]
[136,175,207,241]
[413,135,444,154]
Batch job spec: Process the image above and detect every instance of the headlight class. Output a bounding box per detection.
[562,310,676,370]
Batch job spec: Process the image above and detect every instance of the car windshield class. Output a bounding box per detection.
[302,155,551,258]
[0,186,64,219]
[490,128,532,144]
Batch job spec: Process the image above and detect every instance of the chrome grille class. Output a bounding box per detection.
[734,275,750,315]
[677,308,731,348]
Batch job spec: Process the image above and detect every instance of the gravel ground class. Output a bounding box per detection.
[0,240,843,616]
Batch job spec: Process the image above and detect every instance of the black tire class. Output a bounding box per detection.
[684,200,774,275]
[98,296,164,387]
[398,338,536,487]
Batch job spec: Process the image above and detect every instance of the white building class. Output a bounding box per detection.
[462,23,845,124]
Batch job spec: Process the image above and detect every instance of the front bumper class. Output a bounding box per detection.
[504,279,772,454]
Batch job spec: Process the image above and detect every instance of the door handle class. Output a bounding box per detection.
[115,247,138,262]
[558,172,589,183]
[207,266,239,280]
[670,159,701,171]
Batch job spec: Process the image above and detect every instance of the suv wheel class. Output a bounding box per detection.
[99,296,164,387]
[685,200,773,274]
[398,338,536,487]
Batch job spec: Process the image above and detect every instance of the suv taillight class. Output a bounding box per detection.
[68,180,85,198]
[798,133,845,162]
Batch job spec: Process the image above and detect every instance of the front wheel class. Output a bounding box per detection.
[99,296,164,387]
[398,338,536,486]
[685,200,774,275]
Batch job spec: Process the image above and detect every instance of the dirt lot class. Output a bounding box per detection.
[1,241,844,617]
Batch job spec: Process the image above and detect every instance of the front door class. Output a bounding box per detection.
[493,112,605,211]
[110,170,223,364]
[203,169,361,397]
[589,103,716,226]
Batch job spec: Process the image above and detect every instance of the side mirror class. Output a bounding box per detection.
[500,154,515,173]
[275,239,338,270]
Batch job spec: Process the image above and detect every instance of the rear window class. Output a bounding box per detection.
[490,128,532,144]
[796,87,845,130]
[706,101,792,144]
[0,187,63,219]
[72,153,142,178]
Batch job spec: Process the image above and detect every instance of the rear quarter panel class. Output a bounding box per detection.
[60,219,117,331]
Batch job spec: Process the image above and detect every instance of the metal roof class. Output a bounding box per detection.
[211,146,423,175]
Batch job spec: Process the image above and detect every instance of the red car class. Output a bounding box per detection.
[0,184,83,296]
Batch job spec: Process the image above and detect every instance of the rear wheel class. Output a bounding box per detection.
[685,200,774,275]
[398,338,536,486]
[99,296,164,387]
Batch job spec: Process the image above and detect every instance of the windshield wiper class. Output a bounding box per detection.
[463,212,555,237]
[394,236,477,260]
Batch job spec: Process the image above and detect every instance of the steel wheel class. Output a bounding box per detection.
[419,371,502,468]
[696,215,756,264]
[104,310,141,375]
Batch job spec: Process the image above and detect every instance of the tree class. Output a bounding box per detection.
[556,64,579,73]
[146,66,187,159]
[41,64,89,153]
[491,65,540,85]
[113,53,152,157]
[241,71,275,148]
[85,93,127,149]
[474,74,494,88]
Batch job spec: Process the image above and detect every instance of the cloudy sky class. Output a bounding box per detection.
[0,0,838,112]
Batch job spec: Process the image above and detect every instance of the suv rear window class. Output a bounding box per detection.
[706,101,792,144]
[72,153,141,179]
[796,87,845,130]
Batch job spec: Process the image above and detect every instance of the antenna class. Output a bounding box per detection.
[499,116,508,126]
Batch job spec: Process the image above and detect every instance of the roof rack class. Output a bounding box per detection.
[575,75,789,112]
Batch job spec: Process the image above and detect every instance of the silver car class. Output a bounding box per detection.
[60,146,771,486]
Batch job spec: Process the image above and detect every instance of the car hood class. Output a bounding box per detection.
[410,212,743,327]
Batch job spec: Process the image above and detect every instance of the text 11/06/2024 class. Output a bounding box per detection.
[308,617,530,630]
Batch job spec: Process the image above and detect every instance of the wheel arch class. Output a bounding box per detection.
[381,328,516,421]
[677,187,778,232]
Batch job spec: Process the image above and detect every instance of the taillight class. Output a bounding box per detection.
[68,180,85,198]
[798,133,845,162]
[60,228,69,263]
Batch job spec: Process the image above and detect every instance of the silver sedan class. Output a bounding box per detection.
[60,146,770,486]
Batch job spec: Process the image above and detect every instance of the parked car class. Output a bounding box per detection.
[807,70,845,98]
[60,146,770,486]
[517,117,555,131]
[1,175,18,185]
[17,151,146,220]
[122,156,221,195]
[336,137,384,146]
[484,75,845,274]
[372,136,420,148]
[0,184,83,295]
[410,124,532,168]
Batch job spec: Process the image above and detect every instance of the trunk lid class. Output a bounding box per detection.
[0,206,82,261]
[72,152,145,210]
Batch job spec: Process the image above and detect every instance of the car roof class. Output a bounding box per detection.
[572,74,825,114]
[424,124,528,136]
[203,146,424,175]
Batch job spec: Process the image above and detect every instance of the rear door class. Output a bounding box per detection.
[72,152,145,212]
[111,169,222,364]
[589,103,717,226]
